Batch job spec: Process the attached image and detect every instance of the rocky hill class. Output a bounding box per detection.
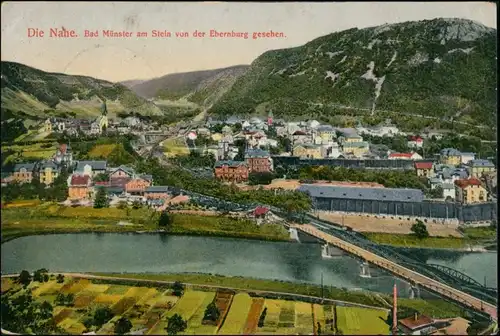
[129,65,250,106]
[1,61,163,121]
[209,18,496,134]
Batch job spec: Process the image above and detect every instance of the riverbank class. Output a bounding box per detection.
[362,226,497,250]
[1,204,290,244]
[83,272,467,319]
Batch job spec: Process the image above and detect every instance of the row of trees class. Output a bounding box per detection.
[295,165,429,191]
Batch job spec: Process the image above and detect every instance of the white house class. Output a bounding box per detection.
[408,136,424,149]
[460,152,476,165]
[308,120,320,129]
[442,183,455,200]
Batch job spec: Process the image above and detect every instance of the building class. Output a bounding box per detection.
[39,161,60,185]
[442,183,455,200]
[460,152,476,165]
[299,184,424,205]
[12,163,35,184]
[53,143,73,166]
[455,178,488,204]
[398,314,436,335]
[68,174,92,200]
[342,133,363,143]
[315,125,336,143]
[342,141,370,158]
[109,165,135,180]
[125,175,153,195]
[440,148,462,166]
[408,136,424,149]
[292,130,311,145]
[214,160,249,182]
[144,186,170,200]
[389,152,423,160]
[43,118,53,133]
[468,159,496,178]
[414,162,433,177]
[245,148,273,173]
[293,144,323,159]
[75,161,107,177]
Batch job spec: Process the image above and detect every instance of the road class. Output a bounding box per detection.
[290,223,498,321]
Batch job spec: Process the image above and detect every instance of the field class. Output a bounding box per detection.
[87,144,117,158]
[2,274,465,335]
[2,141,57,163]
[336,306,389,335]
[162,137,190,157]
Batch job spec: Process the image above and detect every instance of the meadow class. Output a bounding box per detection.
[1,275,391,335]
[162,137,190,157]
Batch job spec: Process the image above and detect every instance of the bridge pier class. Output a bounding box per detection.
[289,228,300,242]
[359,260,371,278]
[409,283,421,299]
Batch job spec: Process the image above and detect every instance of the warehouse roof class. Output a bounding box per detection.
[298,184,424,202]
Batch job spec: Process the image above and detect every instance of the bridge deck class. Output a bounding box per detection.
[290,224,497,321]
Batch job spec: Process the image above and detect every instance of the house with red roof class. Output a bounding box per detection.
[407,135,424,149]
[68,174,92,200]
[454,178,488,204]
[250,206,270,221]
[388,152,423,160]
[414,161,434,177]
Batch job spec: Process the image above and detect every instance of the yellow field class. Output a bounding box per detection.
[218,293,253,335]
[165,290,209,321]
[181,292,216,335]
[88,144,117,158]
[94,294,123,305]
[257,299,282,333]
[294,302,313,334]
[336,306,389,335]
[313,304,325,330]
[82,284,110,293]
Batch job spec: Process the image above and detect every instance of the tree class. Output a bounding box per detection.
[248,172,275,185]
[94,173,110,182]
[166,314,187,335]
[117,201,128,209]
[39,301,53,320]
[132,200,142,209]
[203,302,220,322]
[411,219,429,239]
[33,268,49,282]
[18,270,32,287]
[172,281,184,296]
[114,317,133,335]
[93,307,114,327]
[429,186,444,199]
[158,211,172,229]
[317,322,322,335]
[56,274,65,283]
[94,187,109,208]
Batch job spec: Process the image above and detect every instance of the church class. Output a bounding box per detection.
[90,100,109,135]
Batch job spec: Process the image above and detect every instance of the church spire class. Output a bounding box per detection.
[101,100,108,116]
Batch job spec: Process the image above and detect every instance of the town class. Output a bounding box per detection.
[2,108,497,225]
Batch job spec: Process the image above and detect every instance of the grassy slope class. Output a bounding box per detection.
[364,226,497,249]
[0,203,290,243]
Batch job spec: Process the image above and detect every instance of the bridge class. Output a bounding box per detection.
[290,223,498,321]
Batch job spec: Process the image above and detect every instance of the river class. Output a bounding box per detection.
[1,233,497,298]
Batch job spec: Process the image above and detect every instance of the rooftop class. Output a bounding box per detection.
[469,159,495,167]
[76,160,107,171]
[399,314,434,330]
[455,178,483,189]
[415,162,433,169]
[440,148,462,156]
[343,141,369,148]
[215,160,247,168]
[245,148,270,158]
[70,175,90,186]
[298,184,424,202]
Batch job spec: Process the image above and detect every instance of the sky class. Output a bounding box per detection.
[1,1,497,82]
